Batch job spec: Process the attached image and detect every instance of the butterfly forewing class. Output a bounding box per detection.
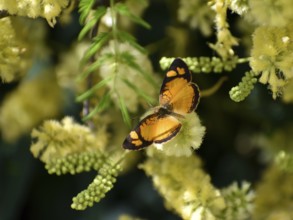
[160,58,191,95]
[160,58,200,114]
[123,112,182,150]
[123,58,200,150]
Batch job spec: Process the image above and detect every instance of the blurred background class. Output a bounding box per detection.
[1,0,293,220]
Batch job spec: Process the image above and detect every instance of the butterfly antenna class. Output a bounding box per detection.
[200,76,228,97]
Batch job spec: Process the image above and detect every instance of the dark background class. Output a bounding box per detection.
[1,1,292,220]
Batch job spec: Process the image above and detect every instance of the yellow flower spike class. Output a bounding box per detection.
[141,152,226,220]
[253,165,293,219]
[250,26,293,99]
[30,116,107,164]
[71,161,122,210]
[220,182,255,220]
[229,71,258,102]
[282,80,293,103]
[178,0,215,36]
[0,17,37,82]
[0,73,62,141]
[248,0,293,27]
[209,0,239,59]
[0,0,69,27]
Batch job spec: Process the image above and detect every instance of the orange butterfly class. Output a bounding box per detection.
[123,58,200,150]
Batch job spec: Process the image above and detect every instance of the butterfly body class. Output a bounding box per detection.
[123,58,200,150]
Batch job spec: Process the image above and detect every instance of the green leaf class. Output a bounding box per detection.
[114,3,151,29]
[79,0,95,24]
[76,76,113,102]
[122,79,155,105]
[117,30,146,54]
[78,6,107,40]
[120,52,158,89]
[81,32,111,65]
[118,95,131,128]
[77,53,113,82]
[82,91,111,121]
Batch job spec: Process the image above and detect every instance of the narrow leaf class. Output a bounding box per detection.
[117,30,146,53]
[118,95,131,128]
[79,0,95,24]
[82,92,111,121]
[78,18,98,41]
[81,32,111,65]
[115,3,151,29]
[78,6,107,40]
[122,79,155,105]
[77,53,113,82]
[76,76,113,102]
[120,52,158,89]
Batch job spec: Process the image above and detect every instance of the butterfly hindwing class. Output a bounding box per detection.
[123,112,182,150]
[160,58,200,114]
[123,58,200,150]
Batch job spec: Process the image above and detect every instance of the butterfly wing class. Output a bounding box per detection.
[160,58,200,114]
[123,112,182,150]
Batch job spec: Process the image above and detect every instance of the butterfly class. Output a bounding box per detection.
[123,58,200,150]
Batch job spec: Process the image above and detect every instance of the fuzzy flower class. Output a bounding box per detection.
[178,0,215,36]
[31,116,108,164]
[0,74,62,142]
[220,182,255,220]
[248,0,293,27]
[282,80,293,103]
[98,40,157,113]
[56,42,90,92]
[152,113,205,157]
[229,0,249,15]
[250,26,293,99]
[141,152,226,220]
[252,165,293,220]
[0,0,69,27]
[209,0,239,59]
[0,17,32,82]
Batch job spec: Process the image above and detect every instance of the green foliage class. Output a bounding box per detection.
[114,3,151,29]
[77,0,153,125]
[79,0,96,24]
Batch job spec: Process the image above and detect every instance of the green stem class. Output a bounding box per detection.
[237,57,250,64]
[110,0,120,95]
